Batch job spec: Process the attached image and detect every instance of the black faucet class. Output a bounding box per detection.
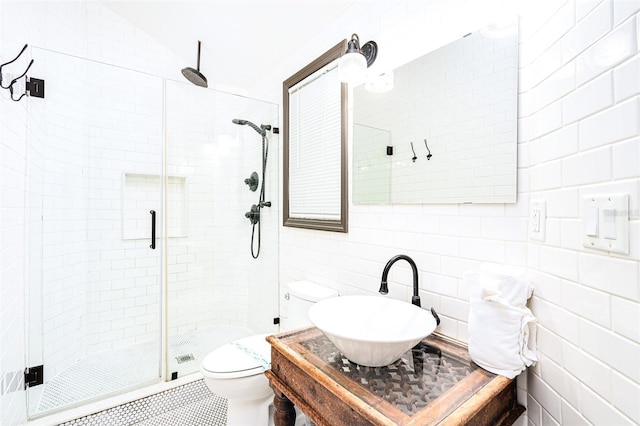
[380,254,421,306]
[379,254,441,325]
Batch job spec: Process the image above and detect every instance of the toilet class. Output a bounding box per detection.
[201,281,339,426]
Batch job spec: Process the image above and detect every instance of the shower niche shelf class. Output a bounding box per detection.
[122,173,187,240]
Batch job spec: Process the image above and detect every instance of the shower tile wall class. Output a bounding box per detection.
[32,51,93,380]
[2,1,280,421]
[16,51,168,385]
[2,2,212,424]
[84,63,164,357]
[1,4,29,423]
[164,83,279,338]
[165,84,250,334]
[272,1,640,425]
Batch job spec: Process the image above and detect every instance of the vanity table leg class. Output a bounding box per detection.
[273,388,296,426]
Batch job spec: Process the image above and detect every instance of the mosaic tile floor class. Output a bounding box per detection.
[58,379,227,426]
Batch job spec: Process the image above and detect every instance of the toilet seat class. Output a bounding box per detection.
[201,333,271,379]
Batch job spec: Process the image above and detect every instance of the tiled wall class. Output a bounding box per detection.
[164,82,280,335]
[1,1,279,424]
[2,0,638,425]
[522,1,639,424]
[1,3,33,422]
[0,35,25,426]
[267,0,640,424]
[15,48,168,382]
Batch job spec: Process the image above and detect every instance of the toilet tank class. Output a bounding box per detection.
[283,281,339,330]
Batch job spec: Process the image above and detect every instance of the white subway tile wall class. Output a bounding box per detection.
[1,1,279,423]
[1,0,639,425]
[271,0,640,425]
[1,3,41,422]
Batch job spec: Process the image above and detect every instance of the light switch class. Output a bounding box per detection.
[602,208,616,239]
[582,194,629,254]
[585,206,599,237]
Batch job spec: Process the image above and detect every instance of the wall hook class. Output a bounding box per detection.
[9,59,35,101]
[1,44,44,101]
[424,139,432,160]
[410,142,417,162]
[0,44,28,89]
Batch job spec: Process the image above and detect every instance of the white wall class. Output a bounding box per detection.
[268,0,640,425]
[523,1,640,423]
[0,4,30,422]
[0,1,279,423]
[2,0,638,424]
[0,2,175,422]
[164,83,279,335]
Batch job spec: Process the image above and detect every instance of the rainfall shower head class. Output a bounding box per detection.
[232,118,271,136]
[182,41,208,88]
[182,67,207,87]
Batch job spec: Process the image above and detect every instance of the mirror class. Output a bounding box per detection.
[283,40,348,232]
[353,30,518,204]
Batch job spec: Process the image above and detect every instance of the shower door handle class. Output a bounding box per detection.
[150,210,156,250]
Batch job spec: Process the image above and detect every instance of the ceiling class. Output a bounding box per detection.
[102,0,356,93]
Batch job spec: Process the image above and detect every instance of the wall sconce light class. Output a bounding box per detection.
[338,33,377,85]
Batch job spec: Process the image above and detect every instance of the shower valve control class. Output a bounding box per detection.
[244,172,259,192]
[245,204,260,224]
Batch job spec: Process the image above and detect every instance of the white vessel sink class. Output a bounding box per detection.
[308,295,438,367]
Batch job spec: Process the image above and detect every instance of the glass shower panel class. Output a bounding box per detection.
[164,81,280,379]
[27,50,163,417]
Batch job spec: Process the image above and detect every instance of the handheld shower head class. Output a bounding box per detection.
[232,118,270,136]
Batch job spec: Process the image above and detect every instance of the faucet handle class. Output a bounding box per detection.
[430,307,441,326]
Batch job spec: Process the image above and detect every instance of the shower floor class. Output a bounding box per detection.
[30,326,252,417]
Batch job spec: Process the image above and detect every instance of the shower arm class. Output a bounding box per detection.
[196,40,201,72]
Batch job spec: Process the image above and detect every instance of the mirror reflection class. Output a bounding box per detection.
[353,30,518,204]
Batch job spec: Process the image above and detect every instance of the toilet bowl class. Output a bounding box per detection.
[201,334,272,426]
[201,281,339,426]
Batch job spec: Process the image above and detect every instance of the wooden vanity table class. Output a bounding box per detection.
[265,327,524,426]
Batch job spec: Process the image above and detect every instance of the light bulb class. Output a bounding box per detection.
[338,52,367,85]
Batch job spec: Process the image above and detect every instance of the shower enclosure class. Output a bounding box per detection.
[25,48,279,418]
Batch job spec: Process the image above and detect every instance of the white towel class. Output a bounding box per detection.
[472,263,533,307]
[465,264,537,379]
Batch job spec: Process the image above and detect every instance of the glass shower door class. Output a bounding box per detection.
[26,50,164,417]
[164,80,280,380]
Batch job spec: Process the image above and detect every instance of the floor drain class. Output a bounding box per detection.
[175,354,195,364]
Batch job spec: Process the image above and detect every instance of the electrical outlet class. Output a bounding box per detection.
[530,199,546,242]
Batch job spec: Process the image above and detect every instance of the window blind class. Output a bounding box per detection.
[288,63,341,220]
